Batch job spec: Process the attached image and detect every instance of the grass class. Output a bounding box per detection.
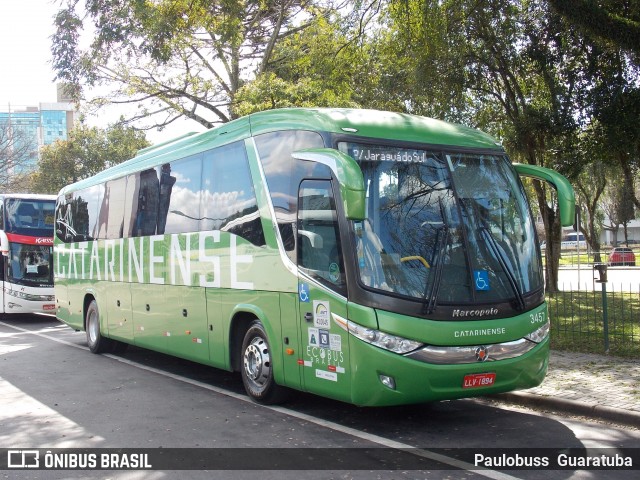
[547,290,640,358]
[542,248,639,267]
[558,253,596,266]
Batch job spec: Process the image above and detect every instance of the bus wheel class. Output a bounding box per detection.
[240,320,288,404]
[85,300,112,354]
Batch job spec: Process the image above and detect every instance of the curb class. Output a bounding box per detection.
[487,392,640,428]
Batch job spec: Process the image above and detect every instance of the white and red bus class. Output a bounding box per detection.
[0,194,56,315]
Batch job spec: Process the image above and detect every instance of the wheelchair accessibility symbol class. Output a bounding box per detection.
[299,283,310,302]
[474,270,490,291]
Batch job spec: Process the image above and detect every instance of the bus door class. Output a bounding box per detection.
[296,179,352,402]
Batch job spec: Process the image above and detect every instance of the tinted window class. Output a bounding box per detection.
[297,180,346,295]
[97,177,127,239]
[162,155,203,234]
[133,168,160,237]
[56,142,265,246]
[5,198,56,237]
[123,173,140,237]
[202,142,265,246]
[55,198,68,241]
[55,186,101,242]
[255,130,325,259]
[127,156,204,237]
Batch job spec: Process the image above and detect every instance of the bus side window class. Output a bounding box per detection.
[97,177,127,239]
[162,156,201,235]
[55,199,69,242]
[254,130,325,257]
[135,169,160,236]
[202,141,265,246]
[297,179,346,294]
[57,188,99,242]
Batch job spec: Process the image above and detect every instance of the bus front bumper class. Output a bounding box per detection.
[348,336,549,407]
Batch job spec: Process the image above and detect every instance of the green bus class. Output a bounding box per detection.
[54,108,574,406]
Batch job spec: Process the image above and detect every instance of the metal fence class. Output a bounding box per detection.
[547,284,640,357]
[557,249,639,268]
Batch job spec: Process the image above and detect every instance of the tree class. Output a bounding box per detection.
[601,175,626,246]
[599,166,637,247]
[573,161,607,261]
[234,7,379,115]
[548,0,640,57]
[29,121,149,195]
[615,177,637,244]
[549,1,640,211]
[381,0,585,293]
[0,122,39,192]
[589,84,640,211]
[51,0,353,130]
[373,0,471,120]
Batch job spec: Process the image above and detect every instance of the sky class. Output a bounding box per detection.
[0,1,59,108]
[0,1,200,143]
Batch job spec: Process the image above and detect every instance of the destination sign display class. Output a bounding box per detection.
[339,143,435,164]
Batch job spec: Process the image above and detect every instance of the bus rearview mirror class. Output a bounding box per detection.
[512,163,576,227]
[291,149,366,220]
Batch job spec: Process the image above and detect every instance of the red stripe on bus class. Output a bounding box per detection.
[5,233,54,246]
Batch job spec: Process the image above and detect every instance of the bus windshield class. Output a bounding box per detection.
[7,243,53,287]
[5,198,56,237]
[339,143,542,308]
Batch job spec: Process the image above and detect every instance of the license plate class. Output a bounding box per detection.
[43,304,56,311]
[463,372,496,389]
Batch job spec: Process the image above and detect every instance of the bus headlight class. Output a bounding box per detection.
[333,314,423,354]
[6,290,55,302]
[525,321,550,344]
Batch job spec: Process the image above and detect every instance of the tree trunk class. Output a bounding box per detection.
[534,181,562,294]
[619,158,640,210]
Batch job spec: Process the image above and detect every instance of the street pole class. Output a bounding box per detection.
[594,263,609,353]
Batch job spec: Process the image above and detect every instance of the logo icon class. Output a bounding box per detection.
[474,270,490,291]
[475,346,489,362]
[7,450,40,468]
[319,329,330,348]
[312,300,331,328]
[298,283,310,302]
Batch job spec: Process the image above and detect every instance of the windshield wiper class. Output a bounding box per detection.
[422,225,449,314]
[480,226,525,311]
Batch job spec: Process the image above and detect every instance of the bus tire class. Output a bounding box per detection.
[85,300,112,354]
[240,320,288,404]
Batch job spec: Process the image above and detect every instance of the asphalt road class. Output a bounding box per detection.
[1,315,638,480]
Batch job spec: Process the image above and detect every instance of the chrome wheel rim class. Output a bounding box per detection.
[243,336,271,390]
[87,309,98,345]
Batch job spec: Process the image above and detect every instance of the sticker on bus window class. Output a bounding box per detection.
[328,262,340,283]
[474,270,490,291]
